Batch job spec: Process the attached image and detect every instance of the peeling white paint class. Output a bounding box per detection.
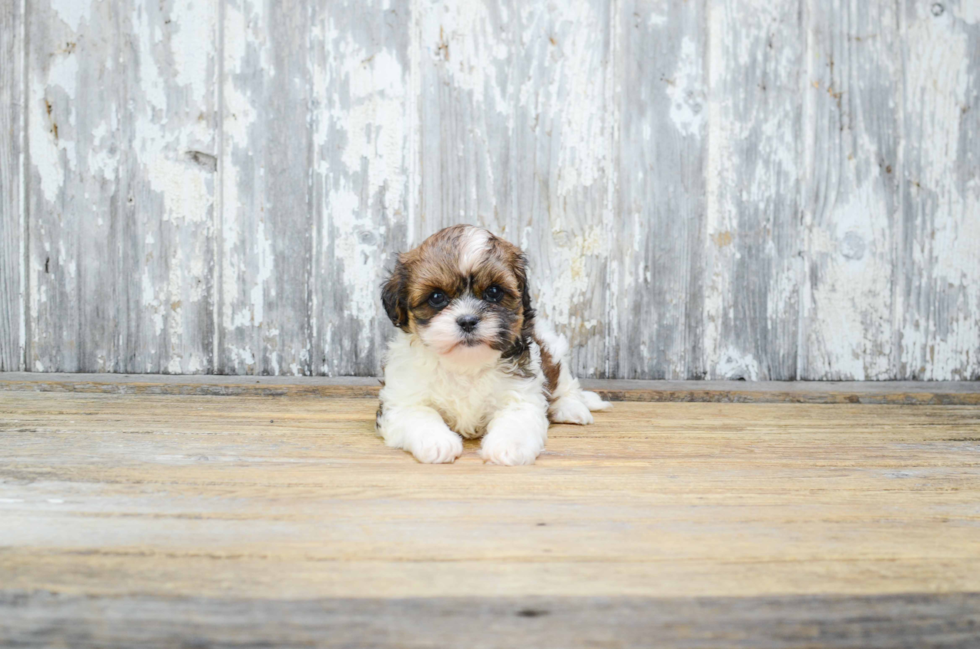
[901,5,980,379]
[51,0,91,32]
[537,224,606,336]
[147,158,211,224]
[47,51,78,99]
[703,4,736,373]
[335,46,408,211]
[85,121,117,181]
[142,269,165,337]
[715,347,761,381]
[311,4,413,369]
[221,167,243,332]
[552,1,610,196]
[809,182,894,380]
[423,0,505,109]
[666,36,704,138]
[170,0,213,102]
[134,4,168,113]
[28,60,79,206]
[327,186,376,322]
[221,0,274,372]
[249,216,273,327]
[958,2,980,25]
[13,0,980,379]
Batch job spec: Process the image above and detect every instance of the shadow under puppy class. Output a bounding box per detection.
[377,225,610,465]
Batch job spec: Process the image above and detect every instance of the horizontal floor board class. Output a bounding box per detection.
[2,389,979,646]
[3,592,980,649]
[1,373,978,403]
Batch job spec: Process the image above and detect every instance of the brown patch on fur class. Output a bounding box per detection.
[535,335,561,398]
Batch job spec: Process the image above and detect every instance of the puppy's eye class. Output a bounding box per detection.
[483,285,504,303]
[427,292,449,308]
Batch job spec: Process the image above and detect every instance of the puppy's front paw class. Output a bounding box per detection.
[549,396,594,425]
[480,433,542,466]
[412,430,463,464]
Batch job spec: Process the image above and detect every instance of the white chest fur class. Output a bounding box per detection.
[380,331,545,439]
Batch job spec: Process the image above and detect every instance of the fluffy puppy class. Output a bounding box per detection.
[376,225,610,465]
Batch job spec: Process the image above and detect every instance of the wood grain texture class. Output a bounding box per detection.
[2,372,979,404]
[415,0,617,376]
[27,0,218,374]
[309,0,412,376]
[0,0,24,372]
[219,0,313,375]
[0,390,979,645]
[704,0,804,380]
[800,0,903,380]
[899,1,980,381]
[4,592,980,649]
[616,0,705,379]
[3,1,979,379]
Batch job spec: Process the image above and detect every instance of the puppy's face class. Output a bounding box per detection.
[382,226,531,364]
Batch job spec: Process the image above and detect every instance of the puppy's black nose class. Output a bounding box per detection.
[457,314,479,333]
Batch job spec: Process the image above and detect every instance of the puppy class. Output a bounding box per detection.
[376,225,610,465]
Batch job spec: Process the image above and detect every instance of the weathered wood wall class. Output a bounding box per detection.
[1,0,978,380]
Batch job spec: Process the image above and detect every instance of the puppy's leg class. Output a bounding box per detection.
[480,400,549,466]
[543,344,611,424]
[534,321,611,425]
[378,406,463,464]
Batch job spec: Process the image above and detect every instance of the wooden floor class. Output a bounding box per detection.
[1,378,979,648]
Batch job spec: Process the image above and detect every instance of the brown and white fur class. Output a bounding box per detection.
[376,225,610,465]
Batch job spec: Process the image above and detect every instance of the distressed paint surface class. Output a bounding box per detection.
[0,0,25,371]
[219,0,312,375]
[310,0,412,376]
[801,0,904,380]
[3,0,979,379]
[704,0,804,381]
[617,0,705,380]
[899,0,980,380]
[26,0,217,373]
[415,0,618,376]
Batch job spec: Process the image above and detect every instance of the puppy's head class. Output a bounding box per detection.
[382,225,533,365]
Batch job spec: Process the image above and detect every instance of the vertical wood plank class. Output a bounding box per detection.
[27,0,218,373]
[28,0,115,372]
[309,0,412,376]
[898,1,980,380]
[799,0,902,379]
[616,0,705,379]
[8,0,979,381]
[416,0,618,377]
[0,0,25,371]
[703,0,804,380]
[130,0,219,374]
[219,0,312,375]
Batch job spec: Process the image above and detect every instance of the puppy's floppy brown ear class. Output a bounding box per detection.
[515,253,535,325]
[381,258,410,331]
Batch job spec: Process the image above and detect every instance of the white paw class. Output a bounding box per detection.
[581,390,612,411]
[411,430,463,464]
[480,433,542,466]
[549,396,594,425]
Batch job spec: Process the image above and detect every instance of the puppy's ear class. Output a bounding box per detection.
[381,258,410,331]
[515,253,535,326]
